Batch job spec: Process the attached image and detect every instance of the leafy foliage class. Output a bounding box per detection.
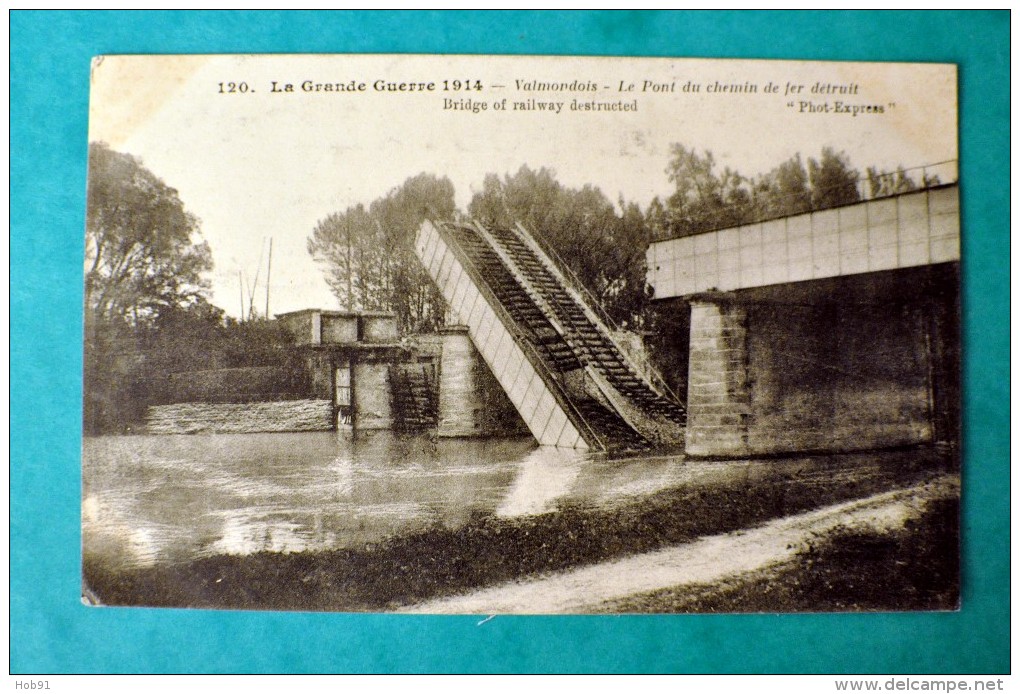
[661,145,752,236]
[84,143,218,433]
[654,145,864,240]
[308,173,456,332]
[807,147,861,209]
[866,165,920,198]
[84,298,299,433]
[84,144,300,433]
[85,142,212,330]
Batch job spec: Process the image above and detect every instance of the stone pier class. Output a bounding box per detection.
[437,326,482,437]
[685,300,751,456]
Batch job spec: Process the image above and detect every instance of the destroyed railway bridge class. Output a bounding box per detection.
[416,178,960,458]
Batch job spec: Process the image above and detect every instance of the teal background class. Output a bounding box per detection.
[10,11,1009,674]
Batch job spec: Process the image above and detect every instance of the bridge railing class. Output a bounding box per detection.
[854,159,958,203]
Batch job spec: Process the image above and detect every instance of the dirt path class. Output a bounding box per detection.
[400,475,958,614]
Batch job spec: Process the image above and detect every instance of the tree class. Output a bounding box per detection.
[307,204,382,312]
[867,165,919,198]
[85,142,212,332]
[753,153,812,218]
[661,145,866,239]
[468,165,652,326]
[308,173,456,333]
[645,196,671,242]
[661,145,753,238]
[84,143,214,433]
[807,146,861,209]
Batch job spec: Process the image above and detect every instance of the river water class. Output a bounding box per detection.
[83,431,698,571]
[82,430,910,574]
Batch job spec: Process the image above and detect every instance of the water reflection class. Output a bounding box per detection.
[496,446,584,517]
[84,431,556,570]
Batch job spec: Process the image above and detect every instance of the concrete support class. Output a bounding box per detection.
[353,361,391,430]
[437,327,483,437]
[686,300,751,456]
[321,314,357,343]
[305,352,333,399]
[436,326,528,437]
[310,311,322,344]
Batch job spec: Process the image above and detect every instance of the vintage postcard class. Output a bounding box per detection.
[82,54,960,613]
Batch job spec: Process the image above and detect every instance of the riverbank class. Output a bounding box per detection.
[601,490,959,613]
[83,446,954,612]
[400,476,957,614]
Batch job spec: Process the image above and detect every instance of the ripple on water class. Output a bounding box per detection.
[83,431,913,572]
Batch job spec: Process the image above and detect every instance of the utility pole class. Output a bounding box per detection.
[248,238,266,321]
[346,217,353,311]
[238,271,245,322]
[264,237,273,320]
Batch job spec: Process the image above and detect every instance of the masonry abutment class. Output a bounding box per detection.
[685,299,751,456]
[437,326,483,437]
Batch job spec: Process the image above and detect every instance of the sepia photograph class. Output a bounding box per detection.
[81,53,960,614]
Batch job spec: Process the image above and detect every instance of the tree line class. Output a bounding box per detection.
[308,144,918,332]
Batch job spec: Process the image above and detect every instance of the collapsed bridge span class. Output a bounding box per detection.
[415,220,685,453]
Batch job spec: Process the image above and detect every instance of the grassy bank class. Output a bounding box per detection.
[604,495,959,613]
[84,448,952,612]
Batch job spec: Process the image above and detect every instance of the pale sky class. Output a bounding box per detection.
[88,54,957,317]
